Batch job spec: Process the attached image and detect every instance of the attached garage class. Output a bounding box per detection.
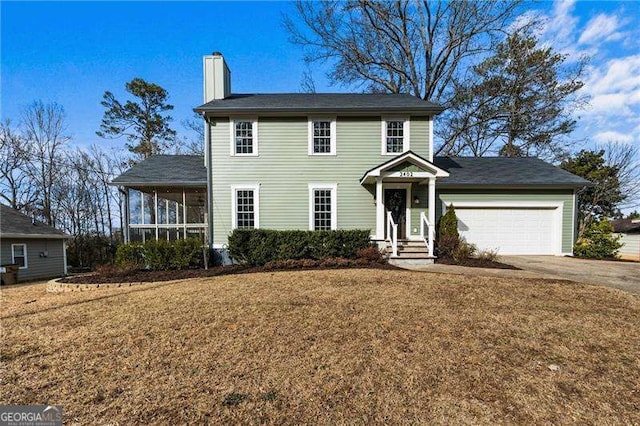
[433,157,590,257]
[451,202,563,255]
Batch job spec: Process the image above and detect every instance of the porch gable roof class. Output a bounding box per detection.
[360,151,450,185]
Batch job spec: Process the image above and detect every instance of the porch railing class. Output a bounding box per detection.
[386,211,398,257]
[420,212,435,257]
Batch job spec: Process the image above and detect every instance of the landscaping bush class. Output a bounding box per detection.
[574,219,622,259]
[453,238,476,261]
[476,248,499,262]
[437,204,460,258]
[115,243,144,267]
[115,238,204,270]
[228,229,373,266]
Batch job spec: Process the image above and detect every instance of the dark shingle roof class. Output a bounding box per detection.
[194,93,444,114]
[0,204,69,238]
[434,157,592,188]
[611,218,640,234]
[111,155,207,186]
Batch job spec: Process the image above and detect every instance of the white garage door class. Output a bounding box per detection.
[455,207,560,255]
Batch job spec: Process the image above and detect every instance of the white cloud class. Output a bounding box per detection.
[579,13,625,45]
[593,130,634,144]
[581,55,640,118]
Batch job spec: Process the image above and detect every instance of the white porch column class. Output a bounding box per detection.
[376,177,384,239]
[428,177,436,226]
[428,177,436,257]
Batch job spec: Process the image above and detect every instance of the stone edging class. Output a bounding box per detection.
[46,277,157,292]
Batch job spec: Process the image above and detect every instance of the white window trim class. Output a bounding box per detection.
[229,117,259,157]
[308,183,338,231]
[231,184,260,229]
[308,116,337,156]
[381,116,410,155]
[11,243,28,269]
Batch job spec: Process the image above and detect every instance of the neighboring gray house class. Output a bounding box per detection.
[0,204,71,282]
[112,52,591,264]
[611,218,640,261]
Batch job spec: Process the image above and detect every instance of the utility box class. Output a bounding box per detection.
[1,264,20,285]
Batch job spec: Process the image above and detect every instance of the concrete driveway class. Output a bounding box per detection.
[500,255,640,295]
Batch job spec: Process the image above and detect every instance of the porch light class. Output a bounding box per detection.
[413,196,420,205]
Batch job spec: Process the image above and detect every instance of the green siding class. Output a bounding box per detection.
[436,189,576,253]
[211,116,431,245]
[410,184,429,235]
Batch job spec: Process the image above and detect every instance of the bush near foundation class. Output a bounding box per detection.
[228,229,373,266]
[115,238,203,270]
[437,204,460,258]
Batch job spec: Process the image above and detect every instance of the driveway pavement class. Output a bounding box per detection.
[500,255,640,295]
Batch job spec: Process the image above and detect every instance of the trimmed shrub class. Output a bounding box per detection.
[228,229,373,266]
[172,238,203,269]
[574,219,622,259]
[437,204,460,258]
[115,243,144,267]
[115,238,203,270]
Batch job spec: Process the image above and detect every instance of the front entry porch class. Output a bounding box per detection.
[361,151,449,262]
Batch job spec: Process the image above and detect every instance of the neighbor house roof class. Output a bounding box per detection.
[0,204,71,239]
[110,155,207,187]
[611,218,640,234]
[434,157,592,188]
[194,93,444,114]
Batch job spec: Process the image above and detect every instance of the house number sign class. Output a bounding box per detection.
[399,171,414,177]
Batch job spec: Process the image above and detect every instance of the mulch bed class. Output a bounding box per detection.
[436,256,520,270]
[60,259,397,285]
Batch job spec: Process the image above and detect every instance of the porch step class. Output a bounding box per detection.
[389,257,435,267]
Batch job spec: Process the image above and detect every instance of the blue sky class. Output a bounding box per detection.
[2,1,639,154]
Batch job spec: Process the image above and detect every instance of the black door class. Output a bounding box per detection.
[384,189,406,239]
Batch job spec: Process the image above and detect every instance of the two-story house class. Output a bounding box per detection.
[112,52,590,264]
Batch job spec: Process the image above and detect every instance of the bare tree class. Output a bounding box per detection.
[0,120,39,210]
[21,101,70,226]
[179,113,205,155]
[285,1,521,145]
[300,67,317,93]
[602,141,640,212]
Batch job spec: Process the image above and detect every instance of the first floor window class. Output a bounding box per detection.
[12,244,27,269]
[233,185,259,229]
[309,184,337,231]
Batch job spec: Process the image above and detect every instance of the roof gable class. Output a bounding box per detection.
[360,151,450,184]
[0,204,69,238]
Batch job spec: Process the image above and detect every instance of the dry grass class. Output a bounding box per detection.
[1,270,639,424]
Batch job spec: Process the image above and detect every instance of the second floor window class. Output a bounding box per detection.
[385,120,405,154]
[231,118,258,156]
[308,117,336,155]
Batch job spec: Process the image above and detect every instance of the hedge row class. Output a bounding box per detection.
[115,238,203,270]
[228,229,373,266]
